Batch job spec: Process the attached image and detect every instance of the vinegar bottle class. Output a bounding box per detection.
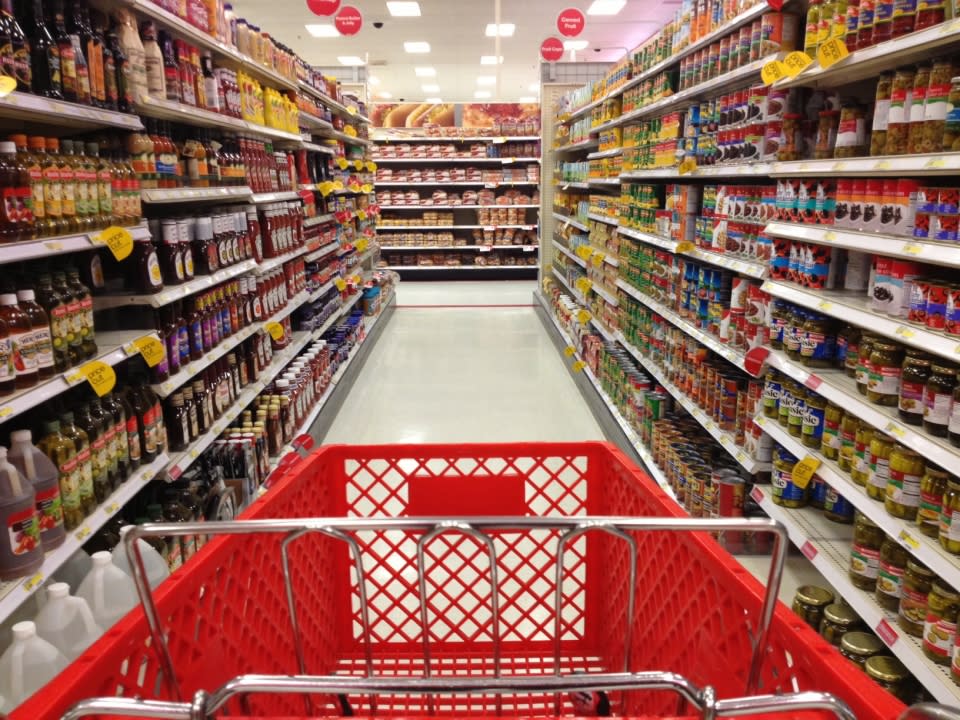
[0,447,42,580]
[8,429,65,551]
[0,293,38,390]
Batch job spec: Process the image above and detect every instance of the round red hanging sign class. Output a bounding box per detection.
[335,5,363,35]
[541,37,565,62]
[306,0,340,16]
[557,8,585,37]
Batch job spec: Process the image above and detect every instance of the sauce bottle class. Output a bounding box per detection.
[37,420,82,530]
[69,33,91,105]
[0,293,37,389]
[8,429,65,551]
[174,301,189,370]
[125,381,155,464]
[10,135,44,238]
[29,0,63,100]
[0,141,27,243]
[157,307,179,376]
[16,289,54,380]
[87,142,112,228]
[42,138,64,236]
[117,388,141,471]
[67,267,96,359]
[34,272,69,371]
[59,411,96,513]
[53,0,78,104]
[88,398,119,490]
[164,391,189,452]
[106,28,132,114]
[0,447,42,580]
[58,139,78,233]
[110,8,146,103]
[133,234,163,294]
[182,384,199,440]
[100,392,129,484]
[158,219,183,284]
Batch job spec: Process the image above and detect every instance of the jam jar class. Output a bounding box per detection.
[840,631,885,669]
[820,602,863,646]
[923,579,960,664]
[868,340,904,406]
[917,464,950,538]
[899,559,935,636]
[792,585,835,629]
[850,511,884,590]
[877,536,909,611]
[899,349,932,425]
[885,443,925,520]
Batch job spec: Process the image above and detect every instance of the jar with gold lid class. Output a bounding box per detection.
[820,602,862,646]
[885,443,925,520]
[918,465,950,538]
[940,477,960,554]
[793,585,835,629]
[922,579,960,664]
[899,559,935,637]
[877,536,909,612]
[840,631,885,669]
[865,656,912,701]
[850,512,883,590]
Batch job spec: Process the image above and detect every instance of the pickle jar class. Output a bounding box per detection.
[923,579,960,664]
[867,431,895,501]
[885,443,925,520]
[792,584,835,629]
[868,341,904,406]
[840,631,885,669]
[850,511,884,590]
[940,477,960,554]
[820,602,863,646]
[917,464,949,538]
[924,363,957,437]
[837,324,861,376]
[922,58,957,154]
[899,350,932,426]
[864,656,912,701]
[803,393,828,449]
[898,559,935,636]
[877,536,909,612]
[825,487,856,523]
[943,76,960,152]
[778,380,796,428]
[951,370,960,447]
[788,386,807,438]
[801,314,836,368]
[821,402,844,460]
[773,449,808,508]
[839,413,862,474]
[856,333,877,396]
[885,68,915,156]
[907,64,933,155]
[763,368,782,418]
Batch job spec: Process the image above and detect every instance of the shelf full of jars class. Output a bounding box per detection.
[538,0,960,707]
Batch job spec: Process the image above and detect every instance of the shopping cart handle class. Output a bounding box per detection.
[898,705,960,720]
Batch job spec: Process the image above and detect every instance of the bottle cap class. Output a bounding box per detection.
[12,621,36,641]
[47,582,70,600]
[16,289,35,302]
[91,551,111,566]
[0,141,16,154]
[0,293,18,306]
[10,429,31,443]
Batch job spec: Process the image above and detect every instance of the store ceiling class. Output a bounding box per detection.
[229,0,678,103]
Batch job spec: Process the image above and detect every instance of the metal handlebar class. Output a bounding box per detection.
[898,705,960,720]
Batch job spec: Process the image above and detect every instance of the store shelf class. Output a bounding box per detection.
[304,214,336,229]
[556,181,591,189]
[551,268,586,304]
[620,161,774,180]
[379,204,539,210]
[374,134,540,143]
[770,152,960,177]
[93,259,258,310]
[763,280,960,365]
[251,191,301,203]
[300,141,337,155]
[0,91,143,130]
[140,186,253,204]
[619,227,768,277]
[617,226,679,251]
[297,82,369,124]
[591,282,619,307]
[380,245,538,251]
[372,156,539,164]
[0,224,151,267]
[384,265,537,271]
[375,181,537,187]
[753,486,960,705]
[562,97,606,125]
[764,221,960,269]
[298,111,334,133]
[551,212,590,232]
[587,148,623,160]
[304,241,341,263]
[554,138,599,154]
[255,244,320,275]
[377,224,536,231]
[616,278,749,371]
[135,96,302,143]
[0,450,169,627]
[588,178,621,187]
[587,213,619,226]
[307,279,338,304]
[552,240,587,268]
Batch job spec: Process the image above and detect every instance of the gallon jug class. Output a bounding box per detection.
[0,621,67,710]
[8,429,66,551]
[52,549,92,593]
[112,527,170,590]
[76,551,138,630]
[0,447,43,581]
[34,582,102,661]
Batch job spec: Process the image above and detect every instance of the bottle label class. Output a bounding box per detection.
[900,584,927,625]
[59,456,81,509]
[899,379,925,416]
[126,414,142,464]
[115,421,128,464]
[868,364,901,394]
[62,172,76,217]
[47,47,61,90]
[13,44,29,89]
[49,304,69,351]
[104,56,118,105]
[925,389,952,426]
[75,445,94,497]
[75,167,90,216]
[850,542,880,579]
[7,506,39,556]
[888,468,921,507]
[877,560,904,599]
[923,613,957,659]
[32,326,53,370]
[28,166,44,219]
[76,63,91,102]
[91,435,109,481]
[940,508,960,541]
[86,39,104,103]
[60,43,76,95]
[98,170,112,216]
[10,328,37,375]
[147,252,162,287]
[43,165,62,218]
[35,485,64,532]
[167,536,182,571]
[80,295,93,340]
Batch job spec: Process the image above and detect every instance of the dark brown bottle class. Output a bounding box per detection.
[88,398,118,490]
[126,380,156,463]
[133,235,163,294]
[0,141,30,243]
[117,388,140,470]
[100,391,129,482]
[52,0,76,103]
[34,272,69,371]
[2,0,31,93]
[28,0,62,99]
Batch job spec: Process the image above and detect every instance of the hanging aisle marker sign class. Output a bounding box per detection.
[782,51,813,76]
[557,7,585,37]
[541,37,564,62]
[306,0,340,15]
[817,38,850,68]
[334,5,362,35]
[92,226,134,261]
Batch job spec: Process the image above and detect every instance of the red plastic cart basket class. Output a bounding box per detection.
[13,442,903,720]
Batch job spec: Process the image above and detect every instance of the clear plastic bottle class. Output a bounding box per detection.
[33,582,102,660]
[0,621,68,707]
[8,429,65,551]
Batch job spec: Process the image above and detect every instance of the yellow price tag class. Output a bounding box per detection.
[334,278,347,291]
[333,180,345,191]
[791,455,822,490]
[22,572,43,592]
[319,181,335,197]
[817,300,833,312]
[896,325,915,339]
[0,406,11,419]
[824,230,837,241]
[577,309,592,326]
[572,360,587,373]
[357,209,367,221]
[356,238,369,252]
[675,241,695,253]
[336,157,349,170]
[92,226,134,261]
[365,161,377,172]
[591,252,605,266]
[104,501,120,514]
[575,245,594,260]
[132,335,165,368]
[74,526,91,541]
[677,156,697,175]
[0,76,16,99]
[564,345,576,357]
[761,60,787,86]
[361,184,373,194]
[902,243,923,255]
[347,106,358,116]
[927,158,947,169]
[353,159,364,170]
[78,360,116,397]
[817,38,850,68]
[782,51,813,77]
[898,529,920,550]
[875,159,892,170]
[264,321,284,341]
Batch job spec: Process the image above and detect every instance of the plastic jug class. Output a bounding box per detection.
[34,583,102,661]
[111,527,170,590]
[52,549,92,593]
[76,551,138,630]
[8,429,66,551]
[0,447,42,581]
[0,621,68,710]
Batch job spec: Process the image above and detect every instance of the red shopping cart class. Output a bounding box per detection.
[14,442,904,720]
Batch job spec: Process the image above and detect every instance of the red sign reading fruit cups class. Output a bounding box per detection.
[540,37,564,62]
[334,5,362,35]
[557,7,585,37]
[306,0,340,16]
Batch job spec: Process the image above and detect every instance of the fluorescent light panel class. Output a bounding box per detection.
[563,40,588,50]
[485,23,515,37]
[404,41,431,53]
[376,91,393,99]
[480,55,504,65]
[421,83,440,92]
[414,66,435,77]
[337,55,365,65]
[587,0,626,14]
[386,1,421,16]
[474,90,491,98]
[305,24,339,37]
[477,76,497,86]
[528,82,540,92]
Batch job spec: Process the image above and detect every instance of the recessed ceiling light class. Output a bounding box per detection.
[485,23,515,37]
[477,76,497,86]
[421,83,440,93]
[414,66,436,77]
[563,40,588,50]
[386,1,421,16]
[368,75,381,86]
[480,55,504,65]
[587,0,626,14]
[376,91,393,99]
[337,56,366,65]
[424,97,442,103]
[518,96,538,103]
[404,41,431,53]
[305,24,339,37]
[474,90,492,99]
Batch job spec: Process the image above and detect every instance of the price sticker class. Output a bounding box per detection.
[76,361,116,397]
[45,240,63,251]
[895,325,915,339]
[898,529,920,550]
[361,184,373,194]
[675,241,695,253]
[927,157,947,169]
[264,321,285,341]
[572,360,587,373]
[564,345,576,357]
[74,525,92,542]
[576,309,592,325]
[365,161,377,172]
[493,137,507,144]
[817,37,850,68]
[189,448,200,459]
[357,209,368,221]
[875,619,899,647]
[782,51,813,77]
[333,180,345,191]
[353,159,364,170]
[823,230,837,241]
[750,486,764,502]
[104,501,120,515]
[885,422,906,439]
[336,157,350,170]
[760,59,787,86]
[800,540,818,560]
[319,181,335,197]
[131,335,166,368]
[791,455,822,490]
[736,450,748,464]
[804,374,823,391]
[22,572,43,592]
[875,159,893,170]
[677,156,698,175]
[901,243,923,255]
[502,158,515,164]
[92,226,134,261]
[356,238,369,252]
[591,252,605,266]
[817,300,833,312]
[832,161,847,172]
[334,278,347,291]
[346,106,358,116]
[0,406,11,419]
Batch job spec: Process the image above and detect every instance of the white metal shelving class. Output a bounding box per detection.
[0,224,151,267]
[380,245,538,251]
[93,260,259,310]
[587,213,619,226]
[620,162,774,180]
[551,212,590,232]
[384,265,537,271]
[372,157,540,164]
[587,148,623,160]
[377,224,535,231]
[375,181,538,187]
[140,186,253,204]
[0,91,143,130]
[135,96,302,143]
[379,204,539,210]
[771,152,960,177]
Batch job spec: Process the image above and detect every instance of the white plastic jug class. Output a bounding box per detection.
[8,429,65,551]
[34,582,102,661]
[0,621,67,710]
[52,549,92,593]
[112,527,170,590]
[76,551,138,630]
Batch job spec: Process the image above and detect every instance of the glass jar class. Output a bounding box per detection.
[907,64,933,155]
[840,631,885,669]
[778,379,796,428]
[877,536,909,611]
[885,443,925,519]
[837,324,861,376]
[924,363,957,437]
[850,511,884,590]
[899,559,935,636]
[788,386,807,438]
[899,350,932,425]
[821,402,844,460]
[865,656,912,701]
[825,487,855,523]
[871,72,894,156]
[918,464,950,538]
[801,315,836,368]
[835,103,869,158]
[917,0,946,27]
[856,333,877,396]
[951,370,960,447]
[940,477,960,554]
[868,341,904,406]
[923,579,960,664]
[763,368,781,418]
[921,58,957,154]
[820,602,863,646]
[868,432,895,500]
[773,451,808,508]
[943,76,960,152]
[778,113,803,161]
[815,110,841,159]
[839,413,861,473]
[885,67,916,156]
[792,585,835,629]
[803,393,827,448]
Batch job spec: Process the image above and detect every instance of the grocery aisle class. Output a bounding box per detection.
[323,281,604,444]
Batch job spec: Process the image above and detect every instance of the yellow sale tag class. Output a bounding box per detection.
[817,38,850,68]
[356,238,369,252]
[782,51,813,77]
[902,243,923,255]
[572,360,587,373]
[824,230,837,241]
[791,455,822,490]
[675,241,695,253]
[133,336,165,368]
[353,159,364,170]
[264,321,284,341]
[927,157,947,169]
[576,309,592,325]
[761,60,787,86]
[333,180,345,191]
[591,252,605,266]
[677,156,697,175]
[334,278,347,291]
[92,226,134,261]
[357,209,367,221]
[347,106,357,116]
[0,76,16,98]
[319,181,335,197]
[365,161,377,172]
[361,184,373,194]
[564,345,576,357]
[336,157,349,170]
[875,159,892,170]
[79,361,116,397]
[575,245,594,260]
[898,529,920,550]
[22,572,43,592]
[896,325,915,339]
